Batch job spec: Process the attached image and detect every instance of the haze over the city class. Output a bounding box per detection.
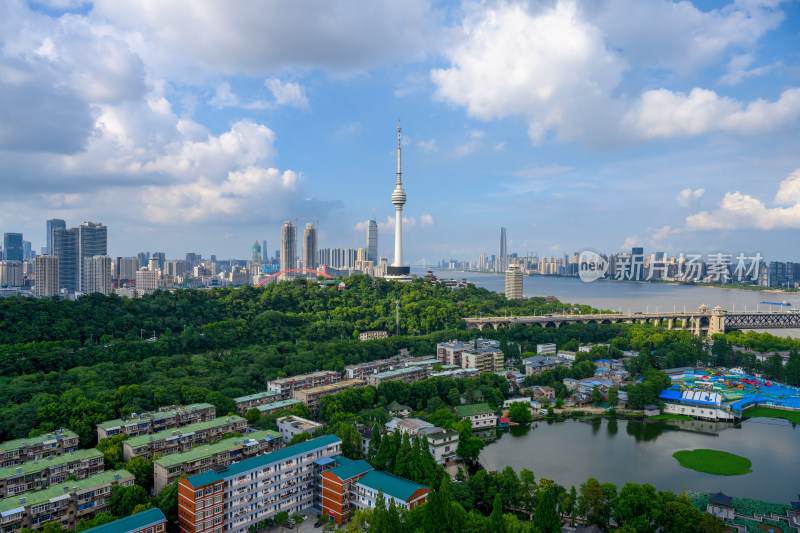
[1,0,799,262]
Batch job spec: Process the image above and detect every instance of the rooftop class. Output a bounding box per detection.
[369,367,424,379]
[0,448,102,479]
[153,430,280,468]
[234,391,281,404]
[454,403,495,418]
[0,429,78,453]
[97,403,214,430]
[293,380,366,396]
[329,458,373,481]
[81,508,166,533]
[125,415,244,448]
[185,434,341,488]
[256,399,301,412]
[386,400,410,412]
[270,370,340,385]
[0,469,133,513]
[357,470,428,502]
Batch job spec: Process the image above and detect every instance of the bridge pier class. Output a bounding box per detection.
[666,318,674,330]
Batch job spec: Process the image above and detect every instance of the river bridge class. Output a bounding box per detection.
[465,305,800,336]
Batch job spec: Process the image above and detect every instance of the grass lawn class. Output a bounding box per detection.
[744,407,800,424]
[651,413,693,421]
[673,449,752,476]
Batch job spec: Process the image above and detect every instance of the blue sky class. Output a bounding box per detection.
[1,0,799,263]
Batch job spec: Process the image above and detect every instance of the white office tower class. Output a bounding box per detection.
[35,255,59,297]
[280,220,296,281]
[83,255,112,295]
[386,123,411,281]
[303,222,317,272]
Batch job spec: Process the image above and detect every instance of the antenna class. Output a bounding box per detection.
[397,120,402,187]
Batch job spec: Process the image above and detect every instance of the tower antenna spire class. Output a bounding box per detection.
[396,120,402,187]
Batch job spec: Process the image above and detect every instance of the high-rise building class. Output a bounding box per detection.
[35,255,59,297]
[52,226,79,292]
[252,240,261,265]
[3,233,23,262]
[151,252,166,270]
[78,222,107,292]
[499,227,507,273]
[185,252,199,271]
[115,257,140,282]
[262,240,268,263]
[0,261,23,287]
[136,269,160,295]
[280,220,296,281]
[148,256,160,271]
[163,260,186,278]
[82,255,112,295]
[138,251,149,268]
[303,222,317,272]
[387,122,410,278]
[505,265,523,300]
[46,219,66,255]
[22,240,32,260]
[366,218,378,265]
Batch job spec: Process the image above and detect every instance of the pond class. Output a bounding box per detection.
[479,416,800,502]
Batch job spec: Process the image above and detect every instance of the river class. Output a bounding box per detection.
[479,416,800,502]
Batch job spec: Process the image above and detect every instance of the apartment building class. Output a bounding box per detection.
[383,419,459,465]
[97,403,217,441]
[344,358,404,380]
[461,348,505,373]
[232,392,282,415]
[454,403,498,430]
[267,371,342,398]
[255,399,301,416]
[153,430,281,494]
[177,435,342,533]
[276,416,322,444]
[320,457,374,525]
[350,470,428,515]
[0,448,104,498]
[292,380,366,417]
[366,366,428,387]
[123,416,248,461]
[0,429,80,468]
[0,469,133,532]
[82,508,166,533]
[436,338,501,367]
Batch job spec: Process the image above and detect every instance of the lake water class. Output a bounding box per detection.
[479,417,800,502]
[418,269,800,338]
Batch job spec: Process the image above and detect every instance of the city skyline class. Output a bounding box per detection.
[1,1,799,261]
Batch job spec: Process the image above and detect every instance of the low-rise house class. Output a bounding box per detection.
[82,507,166,533]
[0,430,79,469]
[268,370,342,398]
[562,378,579,390]
[351,471,429,515]
[429,368,480,379]
[454,403,497,430]
[418,427,459,464]
[536,344,557,355]
[255,399,302,416]
[367,366,427,387]
[358,330,389,341]
[503,397,532,409]
[0,448,104,498]
[276,416,322,444]
[385,418,433,435]
[96,403,216,441]
[293,380,366,416]
[152,430,281,494]
[233,391,283,415]
[386,400,411,418]
[122,415,248,461]
[557,350,577,361]
[0,470,133,532]
[497,416,511,428]
[524,355,570,376]
[530,386,556,400]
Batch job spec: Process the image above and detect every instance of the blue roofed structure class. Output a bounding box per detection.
[82,508,165,533]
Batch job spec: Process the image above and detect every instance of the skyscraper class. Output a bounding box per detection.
[3,233,23,262]
[280,221,296,281]
[505,265,523,300]
[78,222,107,292]
[52,226,79,292]
[387,122,410,278]
[252,241,261,265]
[46,219,65,255]
[366,218,378,265]
[262,240,268,263]
[83,255,111,295]
[35,255,59,297]
[499,227,507,273]
[303,223,317,272]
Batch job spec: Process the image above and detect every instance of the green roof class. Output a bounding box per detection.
[98,403,214,430]
[125,415,244,449]
[0,448,102,479]
[0,430,78,453]
[370,367,424,380]
[454,403,495,418]
[386,400,410,412]
[329,458,373,481]
[154,430,280,468]
[82,508,166,533]
[0,469,133,513]
[185,434,341,488]
[256,399,301,412]
[234,391,281,404]
[357,470,428,501]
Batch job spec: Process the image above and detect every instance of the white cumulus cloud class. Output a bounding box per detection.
[676,188,706,207]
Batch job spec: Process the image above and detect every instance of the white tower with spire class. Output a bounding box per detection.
[387,122,411,280]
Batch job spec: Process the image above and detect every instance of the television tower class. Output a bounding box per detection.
[392,122,406,268]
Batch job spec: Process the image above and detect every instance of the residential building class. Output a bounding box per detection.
[177,435,342,533]
[123,416,248,461]
[82,255,112,295]
[255,399,301,416]
[524,355,570,376]
[351,470,428,516]
[418,427,459,464]
[460,348,504,373]
[0,430,79,468]
[45,219,66,255]
[530,386,557,400]
[81,508,166,533]
[0,261,23,287]
[437,338,501,367]
[77,222,108,293]
[0,448,104,498]
[537,343,557,355]
[320,457,374,525]
[454,403,497,430]
[34,255,59,297]
[344,358,403,380]
[115,257,140,282]
[357,330,389,341]
[366,366,427,387]
[0,469,133,532]
[292,380,366,417]
[267,371,342,398]
[233,391,282,415]
[52,226,79,293]
[163,260,187,279]
[505,265,523,299]
[276,416,322,444]
[136,268,160,295]
[97,403,216,441]
[152,430,282,494]
[302,223,317,272]
[384,418,433,435]
[279,220,296,281]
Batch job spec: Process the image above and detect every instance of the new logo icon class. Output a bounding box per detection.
[578,249,608,283]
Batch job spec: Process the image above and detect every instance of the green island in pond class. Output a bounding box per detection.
[744,406,800,424]
[650,413,693,421]
[673,449,752,476]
